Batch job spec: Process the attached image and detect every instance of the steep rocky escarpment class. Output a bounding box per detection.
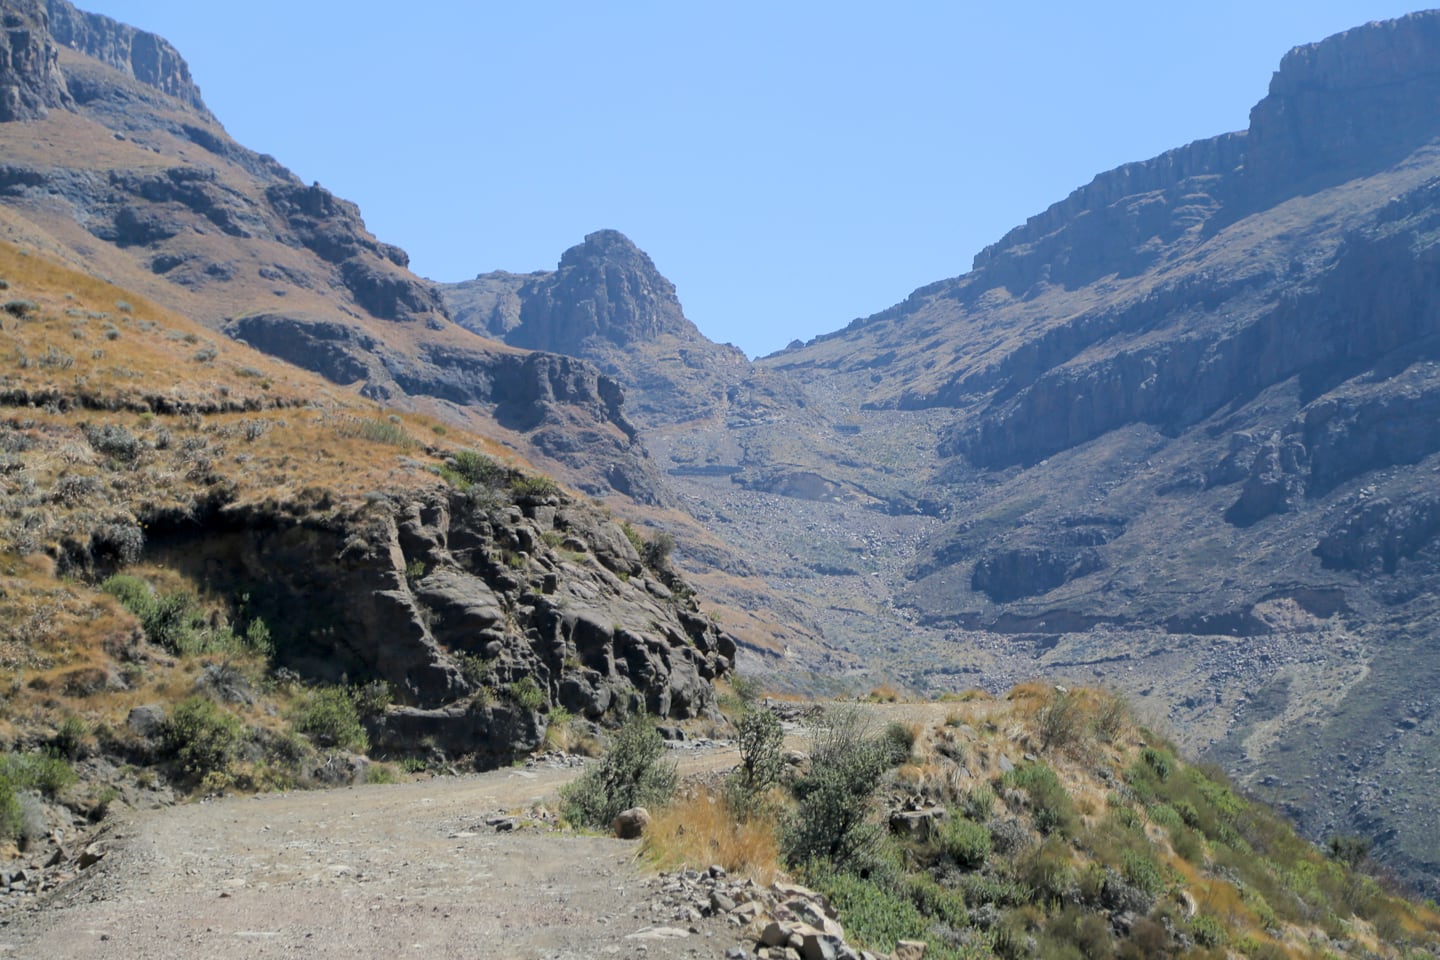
[0,0,70,120]
[478,229,698,352]
[733,11,1440,894]
[146,485,733,764]
[0,5,665,504]
[444,230,752,426]
[225,312,668,504]
[44,0,207,115]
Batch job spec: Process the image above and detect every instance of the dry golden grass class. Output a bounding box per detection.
[0,243,555,761]
[640,787,782,884]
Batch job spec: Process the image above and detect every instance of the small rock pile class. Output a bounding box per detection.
[522,750,590,770]
[646,866,928,960]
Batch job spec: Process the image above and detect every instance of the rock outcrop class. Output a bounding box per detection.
[453,230,698,353]
[44,0,207,114]
[144,482,734,766]
[444,230,753,426]
[0,0,70,121]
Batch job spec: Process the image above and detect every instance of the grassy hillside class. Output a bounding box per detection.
[0,240,606,849]
[640,687,1440,960]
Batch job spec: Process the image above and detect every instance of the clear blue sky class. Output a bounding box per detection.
[86,2,1425,357]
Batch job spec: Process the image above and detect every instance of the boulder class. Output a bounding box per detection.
[612,806,652,839]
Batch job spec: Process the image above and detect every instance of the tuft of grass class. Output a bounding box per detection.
[641,788,782,883]
[1000,760,1077,837]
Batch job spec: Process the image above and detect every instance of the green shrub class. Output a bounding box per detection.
[510,474,560,500]
[961,783,996,821]
[1018,836,1073,905]
[940,815,992,869]
[0,778,21,842]
[294,687,369,752]
[1120,848,1164,896]
[0,751,77,796]
[1140,747,1173,781]
[814,871,928,956]
[508,676,546,712]
[1148,803,1182,829]
[957,871,1030,908]
[103,575,251,658]
[903,872,969,931]
[1001,761,1077,837]
[351,680,392,717]
[1190,914,1226,948]
[52,715,87,759]
[165,696,245,782]
[726,707,784,817]
[879,721,916,766]
[1326,834,1371,867]
[443,449,506,490]
[785,707,894,870]
[243,617,273,657]
[560,714,677,829]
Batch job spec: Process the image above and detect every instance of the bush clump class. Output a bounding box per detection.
[442,449,506,490]
[726,706,785,818]
[1000,760,1077,837]
[508,676,546,712]
[164,696,245,783]
[293,687,369,752]
[785,706,890,871]
[939,815,992,869]
[560,714,677,830]
[101,575,271,658]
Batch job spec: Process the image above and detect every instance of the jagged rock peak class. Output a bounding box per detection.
[510,229,698,352]
[45,0,210,116]
[0,0,72,121]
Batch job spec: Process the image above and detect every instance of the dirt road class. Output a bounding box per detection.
[0,745,746,960]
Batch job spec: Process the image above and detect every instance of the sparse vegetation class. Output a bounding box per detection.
[560,714,677,829]
[164,696,245,785]
[293,687,369,753]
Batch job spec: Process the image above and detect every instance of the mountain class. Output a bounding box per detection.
[763,11,1440,893]
[8,0,1440,896]
[444,13,1440,894]
[0,0,669,505]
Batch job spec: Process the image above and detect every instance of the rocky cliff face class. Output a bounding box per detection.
[444,230,753,427]
[148,484,733,764]
[44,0,207,115]
[702,12,1440,893]
[0,2,659,504]
[489,229,699,352]
[0,0,70,120]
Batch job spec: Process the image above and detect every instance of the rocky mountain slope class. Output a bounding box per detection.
[442,13,1440,896]
[6,0,1440,898]
[0,237,735,881]
[0,0,666,504]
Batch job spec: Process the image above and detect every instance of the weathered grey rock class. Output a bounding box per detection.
[613,806,651,839]
[893,941,928,960]
[0,0,71,122]
[126,704,166,739]
[77,840,109,870]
